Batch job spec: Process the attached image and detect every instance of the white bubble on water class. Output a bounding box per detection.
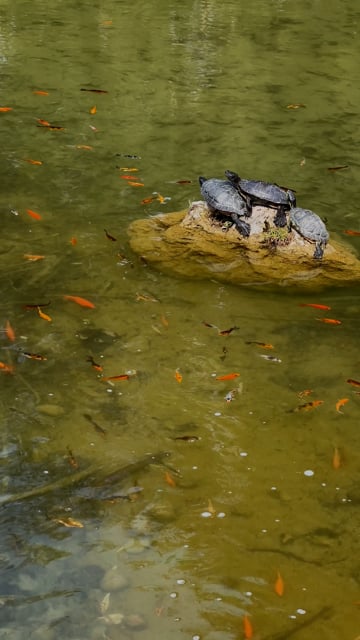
[303,469,314,477]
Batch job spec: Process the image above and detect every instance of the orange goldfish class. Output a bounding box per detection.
[26,209,42,220]
[335,398,349,413]
[37,306,52,322]
[332,446,342,470]
[316,318,341,325]
[175,368,183,383]
[274,571,284,596]
[216,373,240,381]
[299,303,331,310]
[5,320,15,342]
[243,615,253,639]
[63,295,95,309]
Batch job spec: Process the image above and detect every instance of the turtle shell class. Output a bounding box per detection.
[225,170,296,208]
[289,208,329,244]
[199,177,247,217]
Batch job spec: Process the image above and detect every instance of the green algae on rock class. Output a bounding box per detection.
[128,201,360,290]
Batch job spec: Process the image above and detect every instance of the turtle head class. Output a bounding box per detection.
[225,170,241,185]
[288,190,296,207]
[199,176,207,187]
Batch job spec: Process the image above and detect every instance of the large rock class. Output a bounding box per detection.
[128,201,360,290]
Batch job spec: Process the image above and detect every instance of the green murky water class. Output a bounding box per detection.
[1,1,359,638]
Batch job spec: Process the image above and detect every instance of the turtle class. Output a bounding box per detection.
[225,169,296,228]
[199,176,251,238]
[289,207,329,259]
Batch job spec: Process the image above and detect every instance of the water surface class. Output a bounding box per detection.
[0,1,359,638]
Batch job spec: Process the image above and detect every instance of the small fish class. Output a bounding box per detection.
[332,446,341,470]
[89,105,97,114]
[164,471,176,487]
[118,167,138,172]
[23,254,45,261]
[246,341,274,349]
[37,118,50,126]
[346,378,360,388]
[335,398,349,413]
[70,237,78,245]
[316,317,341,325]
[32,90,49,96]
[89,124,98,131]
[128,181,144,187]
[53,517,84,528]
[297,389,313,398]
[63,295,95,309]
[160,314,169,328]
[83,413,107,436]
[175,368,182,384]
[26,209,42,220]
[175,179,193,184]
[220,346,228,361]
[80,88,108,94]
[207,498,216,516]
[23,158,42,165]
[66,446,78,469]
[243,615,253,639]
[225,390,236,403]
[218,326,239,336]
[86,355,103,372]
[99,592,110,614]
[116,153,141,159]
[274,570,284,596]
[5,320,15,342]
[0,361,14,374]
[202,320,218,329]
[120,174,137,180]
[259,354,282,363]
[173,435,200,442]
[343,230,360,236]
[286,103,306,109]
[216,373,240,381]
[102,374,129,381]
[141,196,155,204]
[0,107,13,112]
[136,292,159,302]
[104,229,117,241]
[37,306,52,322]
[294,400,323,412]
[327,165,349,172]
[46,124,65,131]
[76,144,93,150]
[22,352,47,361]
[299,303,331,310]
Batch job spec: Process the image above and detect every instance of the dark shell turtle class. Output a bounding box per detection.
[199,176,250,238]
[225,169,296,228]
[289,207,329,259]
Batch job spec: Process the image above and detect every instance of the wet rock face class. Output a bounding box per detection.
[128,201,360,291]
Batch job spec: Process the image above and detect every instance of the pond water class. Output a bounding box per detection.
[0,0,359,638]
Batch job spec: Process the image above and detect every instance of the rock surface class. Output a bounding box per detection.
[128,201,360,290]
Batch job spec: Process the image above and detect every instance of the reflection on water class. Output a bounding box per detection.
[0,0,360,638]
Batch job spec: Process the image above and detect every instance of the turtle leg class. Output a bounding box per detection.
[273,206,288,228]
[244,195,253,217]
[230,214,250,238]
[313,242,324,259]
